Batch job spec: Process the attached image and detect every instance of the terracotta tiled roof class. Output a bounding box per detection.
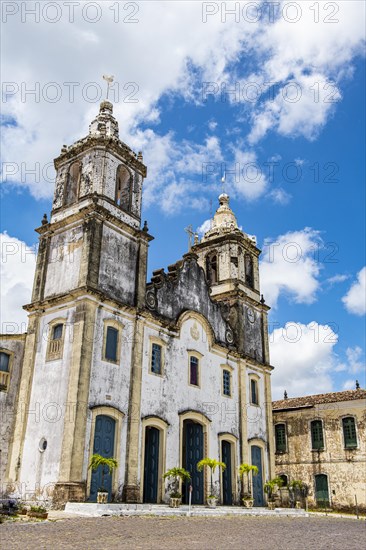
[273,389,366,411]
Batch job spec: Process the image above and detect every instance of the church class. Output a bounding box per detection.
[0,101,275,508]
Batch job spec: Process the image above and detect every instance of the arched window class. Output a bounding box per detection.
[279,474,288,487]
[52,324,63,340]
[342,417,357,448]
[46,321,65,361]
[245,253,254,288]
[206,253,218,284]
[64,161,81,206]
[0,351,11,391]
[102,319,123,364]
[105,327,119,362]
[250,377,259,405]
[116,165,132,211]
[188,353,201,387]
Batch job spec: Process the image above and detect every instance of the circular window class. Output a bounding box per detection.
[39,438,47,452]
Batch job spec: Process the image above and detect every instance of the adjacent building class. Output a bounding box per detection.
[273,388,366,511]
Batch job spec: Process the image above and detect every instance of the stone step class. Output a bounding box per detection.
[64,502,308,518]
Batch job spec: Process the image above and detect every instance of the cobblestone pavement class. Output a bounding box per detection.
[1,515,365,549]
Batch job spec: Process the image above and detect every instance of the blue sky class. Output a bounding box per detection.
[1,1,365,398]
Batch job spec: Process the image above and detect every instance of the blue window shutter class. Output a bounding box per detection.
[53,324,63,340]
[190,356,199,386]
[251,379,258,404]
[151,344,162,374]
[0,353,10,372]
[223,370,231,396]
[105,327,118,362]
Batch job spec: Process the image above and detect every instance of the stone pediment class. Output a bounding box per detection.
[146,253,234,348]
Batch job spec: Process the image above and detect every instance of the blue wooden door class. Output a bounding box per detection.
[89,415,116,502]
[315,474,329,507]
[251,445,264,506]
[222,441,233,505]
[143,427,160,503]
[184,421,204,504]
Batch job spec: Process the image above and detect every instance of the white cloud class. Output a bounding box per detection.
[1,1,364,205]
[0,1,255,199]
[268,187,291,205]
[327,273,349,285]
[208,119,218,131]
[197,219,212,236]
[127,130,222,213]
[342,267,366,315]
[270,323,365,399]
[260,228,322,308]
[342,379,359,390]
[270,322,337,399]
[0,233,36,333]
[231,149,267,201]
[247,1,364,143]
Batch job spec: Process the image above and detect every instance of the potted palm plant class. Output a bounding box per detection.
[27,505,48,519]
[88,453,118,503]
[238,463,258,507]
[197,458,226,508]
[163,467,191,508]
[264,477,284,509]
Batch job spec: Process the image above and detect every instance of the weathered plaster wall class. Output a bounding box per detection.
[139,316,240,499]
[0,335,25,492]
[274,400,366,510]
[19,307,75,496]
[147,255,230,347]
[44,226,84,298]
[82,307,135,496]
[98,224,138,306]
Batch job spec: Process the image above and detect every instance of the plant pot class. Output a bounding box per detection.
[97,491,108,504]
[169,497,181,508]
[243,499,254,508]
[27,511,48,519]
[207,497,218,508]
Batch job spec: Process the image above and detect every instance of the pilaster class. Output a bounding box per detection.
[7,313,40,482]
[58,299,97,486]
[123,315,145,502]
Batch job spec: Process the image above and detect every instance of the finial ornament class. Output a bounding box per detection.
[221,171,226,195]
[284,390,288,399]
[102,74,114,100]
[42,213,48,226]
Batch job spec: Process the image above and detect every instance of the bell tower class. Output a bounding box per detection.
[193,193,270,364]
[32,100,152,309]
[7,100,153,502]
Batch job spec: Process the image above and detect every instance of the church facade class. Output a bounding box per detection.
[0,102,275,508]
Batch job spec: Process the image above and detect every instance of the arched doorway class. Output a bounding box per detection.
[183,420,204,504]
[89,415,116,502]
[221,440,233,505]
[143,426,160,503]
[251,445,264,506]
[315,474,329,507]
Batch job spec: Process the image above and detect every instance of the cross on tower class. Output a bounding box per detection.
[185,224,195,251]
